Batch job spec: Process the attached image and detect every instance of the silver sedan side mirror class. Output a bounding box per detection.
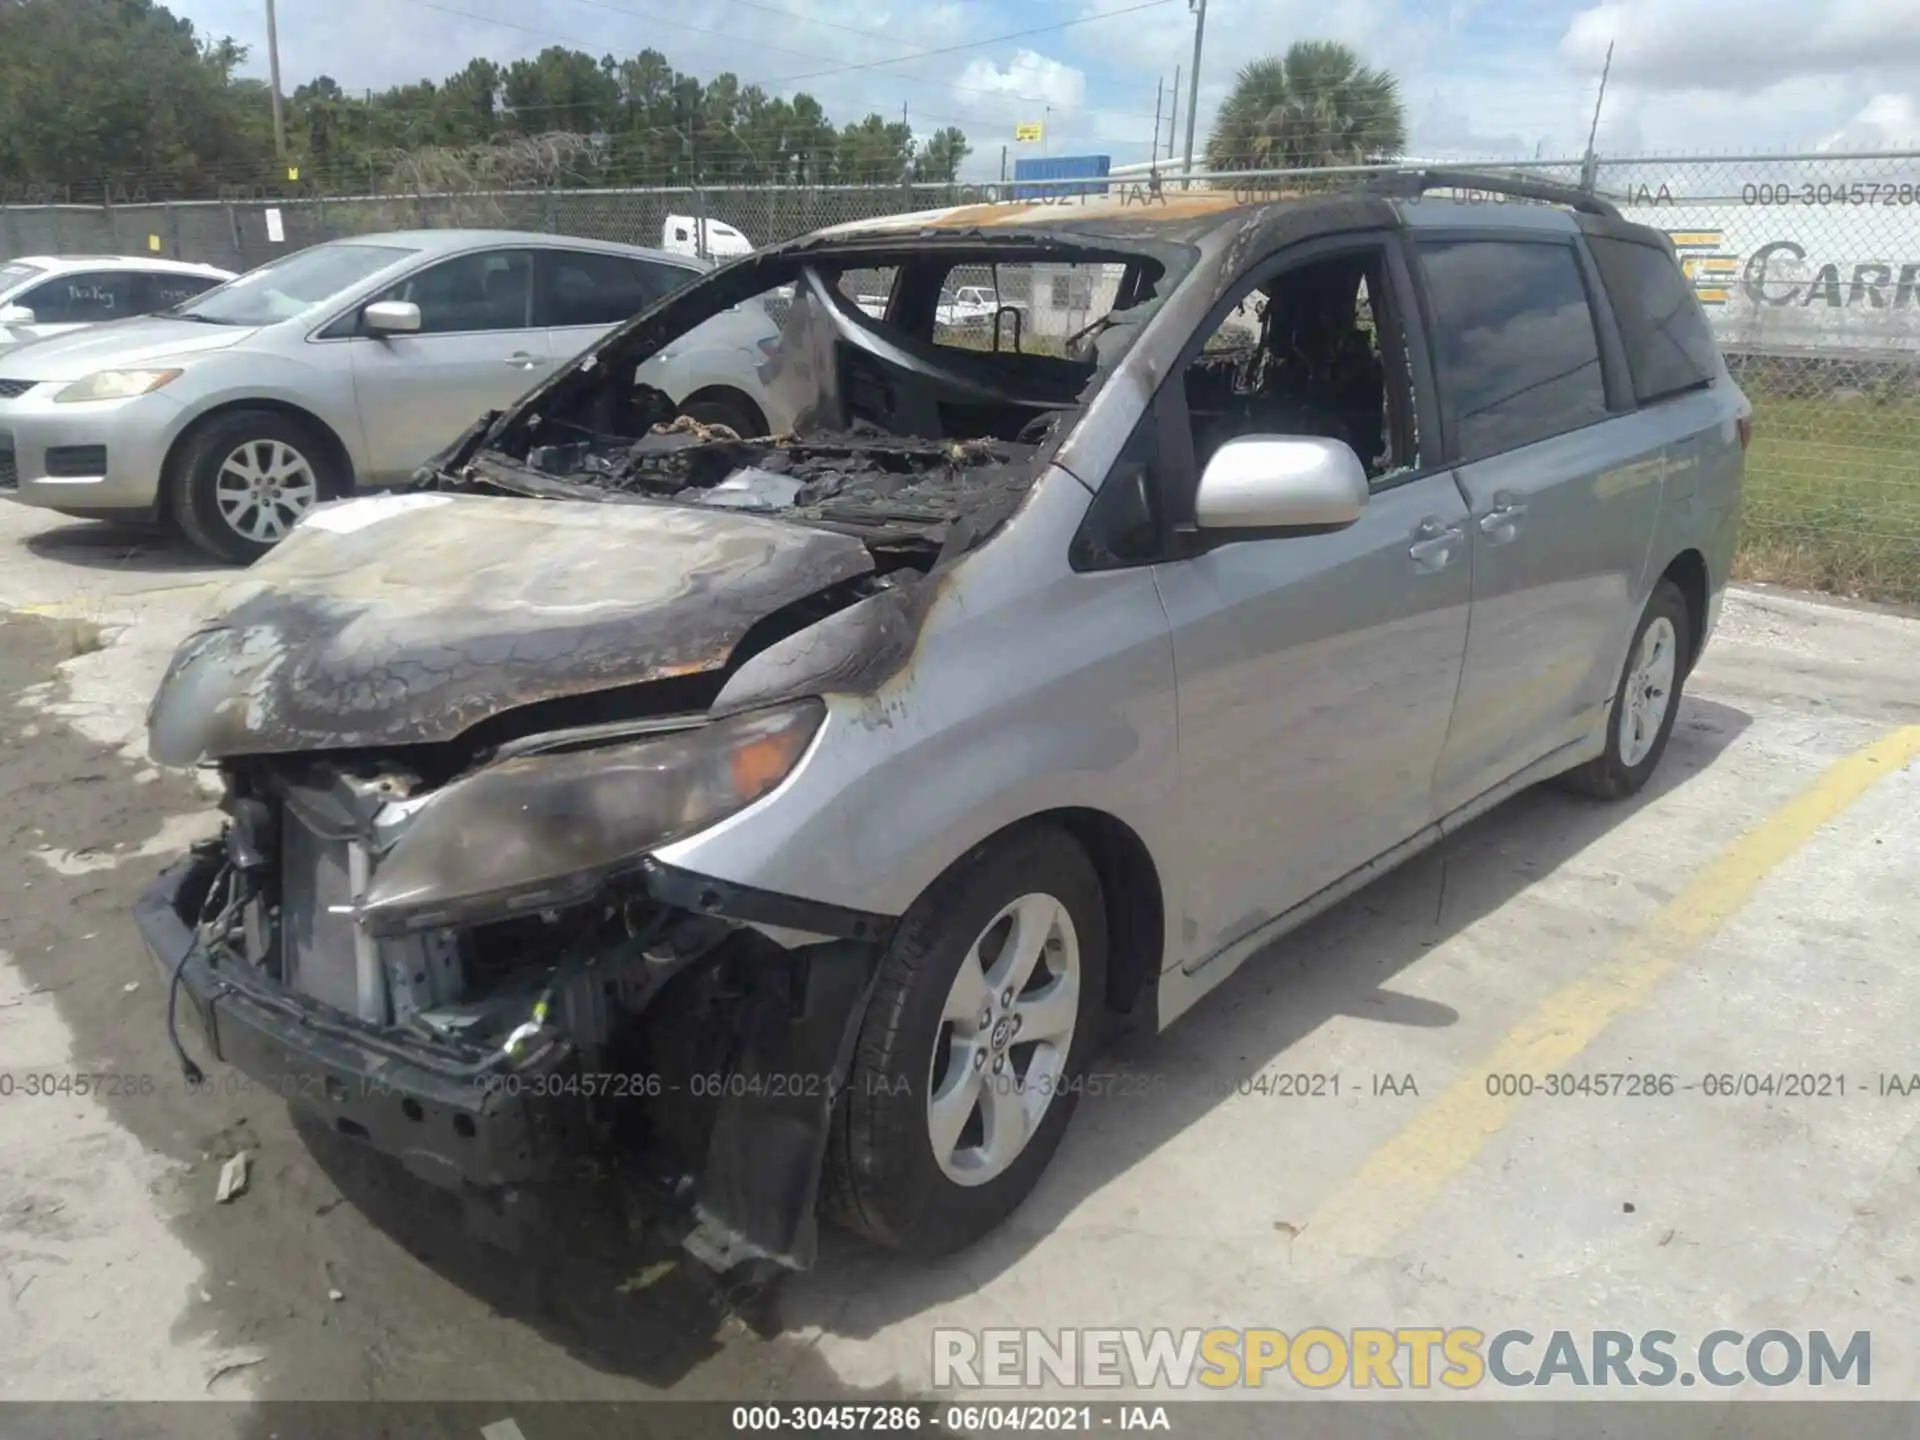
[1193,435,1369,532]
[0,304,35,326]
[363,300,422,335]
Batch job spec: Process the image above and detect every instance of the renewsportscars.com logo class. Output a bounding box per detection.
[933,1327,1872,1391]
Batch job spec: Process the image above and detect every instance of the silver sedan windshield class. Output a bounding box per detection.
[176,242,416,326]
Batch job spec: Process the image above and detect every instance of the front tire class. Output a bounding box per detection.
[827,826,1108,1256]
[1556,578,1691,800]
[170,409,335,563]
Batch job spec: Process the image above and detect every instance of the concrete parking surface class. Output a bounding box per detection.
[1,500,1917,1431]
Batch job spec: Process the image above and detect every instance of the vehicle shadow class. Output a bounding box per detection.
[22,519,225,575]
[778,693,1755,1338]
[293,1110,776,1391]
[292,695,1750,1392]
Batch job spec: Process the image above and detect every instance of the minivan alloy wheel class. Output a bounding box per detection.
[1618,615,1677,767]
[214,439,319,544]
[928,892,1080,1187]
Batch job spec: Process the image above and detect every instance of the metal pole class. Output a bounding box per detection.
[1181,0,1206,187]
[1579,41,1614,194]
[1151,78,1163,169]
[265,0,287,162]
[1167,64,1180,176]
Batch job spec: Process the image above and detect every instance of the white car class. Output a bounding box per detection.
[0,255,235,353]
[937,285,1019,329]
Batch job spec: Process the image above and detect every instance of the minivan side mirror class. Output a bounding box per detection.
[0,304,35,326]
[363,300,422,335]
[1193,435,1369,533]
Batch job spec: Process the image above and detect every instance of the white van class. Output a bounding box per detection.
[661,215,753,261]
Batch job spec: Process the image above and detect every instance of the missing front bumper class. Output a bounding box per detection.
[134,846,890,1272]
[135,848,577,1193]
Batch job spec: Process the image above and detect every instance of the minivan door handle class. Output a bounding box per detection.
[1477,494,1528,542]
[506,351,549,369]
[1408,517,1465,572]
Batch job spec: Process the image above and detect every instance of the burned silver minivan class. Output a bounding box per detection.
[137,177,1744,1272]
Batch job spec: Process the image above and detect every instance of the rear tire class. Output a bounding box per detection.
[1556,578,1691,801]
[826,826,1107,1256]
[679,391,765,438]
[169,409,337,564]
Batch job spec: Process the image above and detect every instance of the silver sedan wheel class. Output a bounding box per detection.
[1618,615,1678,767]
[927,893,1080,1188]
[214,439,319,544]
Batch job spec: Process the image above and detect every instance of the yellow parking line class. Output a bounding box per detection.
[1303,724,1920,1259]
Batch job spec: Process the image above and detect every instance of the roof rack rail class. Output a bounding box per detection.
[1363,168,1624,221]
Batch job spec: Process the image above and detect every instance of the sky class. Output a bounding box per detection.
[172,0,1920,178]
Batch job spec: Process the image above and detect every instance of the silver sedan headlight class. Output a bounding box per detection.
[53,369,184,403]
[360,701,824,933]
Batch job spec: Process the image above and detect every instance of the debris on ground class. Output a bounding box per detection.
[214,1152,250,1204]
[204,1350,266,1392]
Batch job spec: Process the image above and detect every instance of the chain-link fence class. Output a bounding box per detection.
[3,151,1918,599]
[0,182,995,276]
[1584,152,1920,601]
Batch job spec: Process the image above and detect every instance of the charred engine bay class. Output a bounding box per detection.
[502,413,1038,562]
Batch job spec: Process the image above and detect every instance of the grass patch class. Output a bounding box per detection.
[1734,396,1920,602]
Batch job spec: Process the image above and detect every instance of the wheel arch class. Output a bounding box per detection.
[160,399,356,509]
[1657,547,1709,676]
[932,807,1166,1024]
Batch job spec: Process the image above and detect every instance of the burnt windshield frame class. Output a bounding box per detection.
[481,231,1202,458]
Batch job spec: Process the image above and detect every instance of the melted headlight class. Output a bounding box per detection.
[360,701,823,933]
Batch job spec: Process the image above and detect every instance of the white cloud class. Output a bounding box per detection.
[955,49,1088,111]
[1561,0,1920,94]
[1817,92,1920,150]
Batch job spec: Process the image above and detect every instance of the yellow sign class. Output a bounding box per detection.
[1665,229,1736,307]
[147,234,161,252]
[1014,121,1043,142]
[287,165,300,181]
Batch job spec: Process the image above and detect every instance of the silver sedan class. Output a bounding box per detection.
[0,230,788,561]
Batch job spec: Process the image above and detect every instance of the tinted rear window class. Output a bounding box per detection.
[1586,235,1719,404]
[1417,239,1609,460]
[547,251,689,328]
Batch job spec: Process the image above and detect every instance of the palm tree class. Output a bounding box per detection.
[1205,41,1406,174]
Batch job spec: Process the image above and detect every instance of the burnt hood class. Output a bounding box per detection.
[147,492,874,764]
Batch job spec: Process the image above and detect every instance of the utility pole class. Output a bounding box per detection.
[1167,63,1180,173]
[1579,40,1614,194]
[1151,78,1163,170]
[264,0,287,162]
[1181,0,1206,187]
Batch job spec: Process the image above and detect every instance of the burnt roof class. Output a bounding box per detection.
[810,187,1291,248]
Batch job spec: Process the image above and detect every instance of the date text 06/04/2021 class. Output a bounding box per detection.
[15,1069,1920,1102]
[726,1403,1174,1434]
